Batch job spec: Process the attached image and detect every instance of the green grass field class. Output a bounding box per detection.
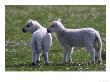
[5,5,106,71]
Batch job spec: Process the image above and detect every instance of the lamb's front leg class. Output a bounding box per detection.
[67,47,73,63]
[63,47,71,64]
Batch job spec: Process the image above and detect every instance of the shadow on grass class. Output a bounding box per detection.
[11,61,103,67]
[5,61,106,71]
[15,62,32,67]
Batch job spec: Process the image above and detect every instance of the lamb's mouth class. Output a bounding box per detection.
[47,29,51,33]
[22,28,27,33]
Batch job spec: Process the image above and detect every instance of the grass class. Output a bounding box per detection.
[5,5,106,71]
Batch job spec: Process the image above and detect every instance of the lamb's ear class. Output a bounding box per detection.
[29,18,32,21]
[29,19,33,25]
[30,21,33,24]
[57,19,61,22]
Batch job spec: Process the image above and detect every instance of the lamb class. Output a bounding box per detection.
[47,19,102,64]
[22,19,52,66]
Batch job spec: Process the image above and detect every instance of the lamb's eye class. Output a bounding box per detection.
[27,24,30,27]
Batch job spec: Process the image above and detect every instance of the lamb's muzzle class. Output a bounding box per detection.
[22,28,27,33]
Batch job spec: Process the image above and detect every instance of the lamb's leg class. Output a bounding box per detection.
[94,38,102,63]
[31,38,41,66]
[87,46,95,64]
[84,38,95,64]
[31,38,37,66]
[67,47,73,63]
[95,48,102,63]
[43,50,49,65]
[63,47,70,64]
[42,40,50,65]
[97,50,102,63]
[32,50,40,66]
[32,49,37,66]
[36,52,40,63]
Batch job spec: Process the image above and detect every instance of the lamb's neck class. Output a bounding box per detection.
[56,28,67,37]
[31,26,44,34]
[31,28,38,34]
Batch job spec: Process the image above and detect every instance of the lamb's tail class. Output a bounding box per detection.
[94,32,102,51]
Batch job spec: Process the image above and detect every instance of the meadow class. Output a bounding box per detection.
[5,5,106,71]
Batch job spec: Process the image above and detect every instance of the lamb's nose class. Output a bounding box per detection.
[22,28,26,33]
[47,29,51,33]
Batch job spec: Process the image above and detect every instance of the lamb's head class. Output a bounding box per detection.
[47,19,65,33]
[22,19,42,33]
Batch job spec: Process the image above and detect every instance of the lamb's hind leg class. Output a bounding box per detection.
[31,37,41,66]
[43,49,49,65]
[32,45,41,66]
[95,45,102,63]
[96,49,102,63]
[94,38,102,63]
[32,48,40,66]
[42,40,51,65]
[86,45,95,64]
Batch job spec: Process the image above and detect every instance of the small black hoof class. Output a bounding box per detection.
[32,63,36,66]
[36,60,39,63]
[22,28,27,33]
[90,61,95,64]
[97,60,102,64]
[45,62,49,65]
[62,61,68,65]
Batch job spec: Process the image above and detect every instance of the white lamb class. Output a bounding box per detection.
[47,19,102,64]
[22,19,52,66]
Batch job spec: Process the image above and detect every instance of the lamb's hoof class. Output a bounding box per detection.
[36,60,39,63]
[45,62,49,65]
[97,60,102,64]
[90,61,95,64]
[32,63,36,66]
[62,61,68,65]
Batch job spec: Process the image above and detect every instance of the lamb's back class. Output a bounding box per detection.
[57,28,97,47]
